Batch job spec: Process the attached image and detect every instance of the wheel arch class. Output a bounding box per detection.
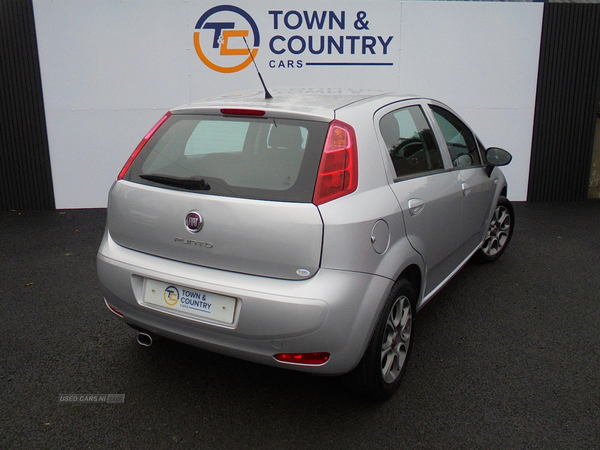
[397,264,421,308]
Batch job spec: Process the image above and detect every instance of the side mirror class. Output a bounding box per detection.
[485,147,512,176]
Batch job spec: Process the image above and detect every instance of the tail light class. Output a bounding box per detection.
[313,120,358,205]
[117,111,172,180]
[274,352,330,365]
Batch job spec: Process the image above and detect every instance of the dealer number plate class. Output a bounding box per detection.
[143,278,237,324]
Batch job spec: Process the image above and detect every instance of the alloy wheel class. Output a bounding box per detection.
[481,204,512,257]
[381,294,412,384]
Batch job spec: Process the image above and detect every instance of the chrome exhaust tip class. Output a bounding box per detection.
[136,331,155,347]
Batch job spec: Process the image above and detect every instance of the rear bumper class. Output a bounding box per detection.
[97,230,393,375]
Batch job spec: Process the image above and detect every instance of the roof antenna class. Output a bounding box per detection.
[243,36,273,99]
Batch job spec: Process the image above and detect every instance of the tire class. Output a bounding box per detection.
[474,195,514,263]
[344,279,416,400]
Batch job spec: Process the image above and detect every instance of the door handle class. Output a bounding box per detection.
[462,183,471,196]
[408,198,424,216]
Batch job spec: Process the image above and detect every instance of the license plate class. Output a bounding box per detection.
[143,278,237,324]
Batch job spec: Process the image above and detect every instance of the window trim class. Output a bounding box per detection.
[427,103,485,170]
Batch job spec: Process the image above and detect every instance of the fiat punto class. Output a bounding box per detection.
[97,89,514,399]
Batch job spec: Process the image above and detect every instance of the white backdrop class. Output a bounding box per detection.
[33,0,543,208]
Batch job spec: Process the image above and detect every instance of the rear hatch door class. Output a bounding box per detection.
[108,112,329,280]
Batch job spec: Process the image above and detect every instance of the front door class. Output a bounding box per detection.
[429,105,496,263]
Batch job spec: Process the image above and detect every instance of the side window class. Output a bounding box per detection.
[430,105,482,167]
[266,123,307,151]
[184,120,250,155]
[379,105,444,178]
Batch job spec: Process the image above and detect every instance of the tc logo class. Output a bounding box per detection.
[164,286,179,306]
[194,5,260,73]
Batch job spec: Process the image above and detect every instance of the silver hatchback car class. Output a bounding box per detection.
[97,89,514,399]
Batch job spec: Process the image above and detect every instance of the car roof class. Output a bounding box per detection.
[171,89,420,120]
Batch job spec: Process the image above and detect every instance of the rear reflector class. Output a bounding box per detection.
[117,111,172,180]
[313,120,358,205]
[220,108,265,116]
[274,352,330,365]
[104,298,124,318]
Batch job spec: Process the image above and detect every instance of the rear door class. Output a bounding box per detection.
[376,102,463,297]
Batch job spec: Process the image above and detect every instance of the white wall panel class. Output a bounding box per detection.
[33,0,543,208]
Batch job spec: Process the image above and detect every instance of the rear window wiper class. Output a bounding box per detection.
[139,174,210,191]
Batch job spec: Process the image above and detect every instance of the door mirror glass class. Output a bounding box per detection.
[486,147,512,166]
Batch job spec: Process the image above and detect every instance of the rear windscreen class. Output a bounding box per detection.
[124,114,329,202]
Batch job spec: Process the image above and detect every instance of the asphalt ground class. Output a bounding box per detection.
[1,202,599,449]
